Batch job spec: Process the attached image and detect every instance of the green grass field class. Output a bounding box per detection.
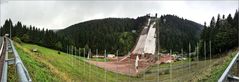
[14,42,238,82]
[15,43,136,82]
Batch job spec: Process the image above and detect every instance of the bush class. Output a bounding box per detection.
[13,37,22,44]
[21,34,30,43]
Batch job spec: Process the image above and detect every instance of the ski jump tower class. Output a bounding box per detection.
[117,14,158,73]
[131,14,157,58]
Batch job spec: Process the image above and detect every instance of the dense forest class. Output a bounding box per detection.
[156,15,203,53]
[199,10,238,58]
[57,16,149,55]
[0,19,67,51]
[0,14,204,56]
[0,15,149,56]
[2,11,236,57]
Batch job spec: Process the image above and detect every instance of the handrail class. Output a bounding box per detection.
[8,38,32,82]
[1,61,7,82]
[218,52,239,82]
[1,37,7,82]
[0,37,5,57]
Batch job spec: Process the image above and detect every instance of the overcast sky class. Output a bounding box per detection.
[0,0,238,29]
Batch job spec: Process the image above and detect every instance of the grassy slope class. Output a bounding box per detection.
[142,49,238,82]
[15,42,238,82]
[15,43,135,82]
[206,50,238,81]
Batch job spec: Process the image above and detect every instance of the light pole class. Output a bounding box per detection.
[10,21,11,39]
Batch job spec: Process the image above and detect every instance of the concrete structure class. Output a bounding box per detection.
[144,22,156,54]
[131,18,151,55]
[132,17,157,56]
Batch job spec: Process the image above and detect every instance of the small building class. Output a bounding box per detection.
[159,54,175,64]
[107,54,115,58]
[93,55,105,58]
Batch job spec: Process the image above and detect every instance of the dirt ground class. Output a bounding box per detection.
[88,57,154,76]
[88,18,159,76]
[88,54,159,76]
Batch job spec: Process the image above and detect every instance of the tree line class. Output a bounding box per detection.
[0,15,149,56]
[2,11,236,58]
[0,19,68,51]
[157,15,203,53]
[57,16,149,55]
[199,10,238,58]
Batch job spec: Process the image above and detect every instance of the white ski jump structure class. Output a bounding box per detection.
[132,17,157,55]
[144,22,156,54]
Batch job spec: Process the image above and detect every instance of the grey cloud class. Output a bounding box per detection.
[0,1,238,29]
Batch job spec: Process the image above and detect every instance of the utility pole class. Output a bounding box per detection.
[84,48,86,77]
[116,50,119,82]
[170,49,172,82]
[66,45,68,54]
[104,50,107,82]
[157,18,160,82]
[189,43,191,72]
[209,41,212,72]
[204,41,206,61]
[128,52,131,82]
[10,22,11,39]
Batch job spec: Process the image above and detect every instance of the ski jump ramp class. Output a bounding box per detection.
[132,18,156,55]
[144,22,156,54]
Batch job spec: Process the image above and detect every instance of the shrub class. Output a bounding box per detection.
[13,37,22,44]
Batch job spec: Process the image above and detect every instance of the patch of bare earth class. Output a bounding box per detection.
[88,55,156,76]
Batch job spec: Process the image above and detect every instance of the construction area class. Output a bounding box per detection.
[88,15,159,76]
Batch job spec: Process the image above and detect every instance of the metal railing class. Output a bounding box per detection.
[1,37,7,82]
[1,37,32,82]
[0,37,4,57]
[8,38,32,82]
[218,52,239,82]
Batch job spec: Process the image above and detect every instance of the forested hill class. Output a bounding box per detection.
[157,15,203,53]
[57,16,149,55]
[0,14,204,56]
[199,10,238,58]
